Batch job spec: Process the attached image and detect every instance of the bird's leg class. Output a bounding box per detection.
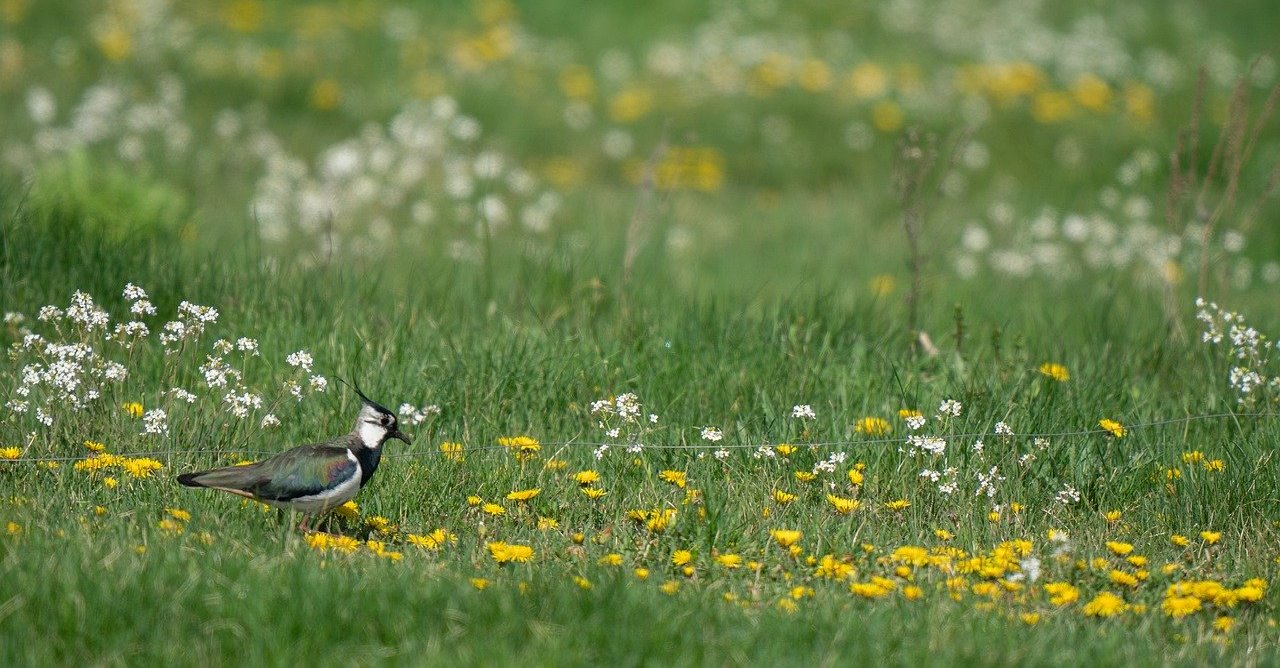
[299,514,311,533]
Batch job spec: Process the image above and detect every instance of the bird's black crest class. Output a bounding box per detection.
[335,376,394,415]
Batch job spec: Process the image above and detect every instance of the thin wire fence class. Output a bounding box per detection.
[1,411,1273,464]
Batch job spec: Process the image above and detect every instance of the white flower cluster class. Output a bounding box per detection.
[937,399,962,417]
[3,284,336,440]
[975,465,1005,499]
[589,392,657,454]
[791,404,816,419]
[8,293,134,423]
[810,451,848,474]
[904,435,947,456]
[397,403,441,426]
[249,96,560,264]
[1054,483,1082,505]
[1196,298,1279,404]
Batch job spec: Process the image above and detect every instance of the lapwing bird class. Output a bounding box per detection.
[177,385,411,532]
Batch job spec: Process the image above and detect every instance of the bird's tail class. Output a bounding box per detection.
[177,471,207,487]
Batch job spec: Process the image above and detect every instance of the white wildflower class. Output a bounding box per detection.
[791,404,816,420]
[142,408,169,435]
[286,350,314,372]
[937,399,962,417]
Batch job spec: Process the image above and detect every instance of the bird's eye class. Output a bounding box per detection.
[381,415,392,426]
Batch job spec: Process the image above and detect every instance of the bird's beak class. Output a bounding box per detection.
[391,429,412,445]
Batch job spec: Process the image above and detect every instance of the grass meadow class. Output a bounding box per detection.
[2,1,1280,665]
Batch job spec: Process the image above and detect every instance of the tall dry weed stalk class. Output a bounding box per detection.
[1164,64,1280,340]
[895,127,971,355]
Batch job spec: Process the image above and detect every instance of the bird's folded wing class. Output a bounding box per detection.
[195,445,358,501]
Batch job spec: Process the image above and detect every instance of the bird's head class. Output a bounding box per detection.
[349,384,412,448]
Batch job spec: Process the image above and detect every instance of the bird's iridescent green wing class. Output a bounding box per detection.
[183,444,357,501]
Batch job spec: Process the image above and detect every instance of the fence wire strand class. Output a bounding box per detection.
[1,411,1273,464]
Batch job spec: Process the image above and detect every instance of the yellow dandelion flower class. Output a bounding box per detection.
[1182,451,1204,464]
[608,87,654,123]
[365,516,394,535]
[0,447,21,460]
[571,533,585,545]
[826,494,860,514]
[334,501,360,520]
[848,468,865,486]
[658,470,687,488]
[471,578,489,591]
[573,576,592,590]
[598,553,623,567]
[659,580,680,595]
[121,458,163,478]
[850,582,892,599]
[854,417,891,437]
[1200,531,1221,545]
[439,442,464,462]
[884,499,910,511]
[1104,510,1122,523]
[543,458,567,471]
[122,402,144,418]
[1045,582,1080,606]
[814,554,856,580]
[1162,595,1202,618]
[902,585,924,601]
[83,440,106,453]
[1235,585,1264,603]
[1106,541,1134,556]
[498,435,541,461]
[791,586,815,600]
[1170,534,1189,547]
[581,487,607,500]
[309,79,341,110]
[573,470,600,486]
[481,503,505,516]
[770,529,803,548]
[1204,459,1225,472]
[1082,591,1126,617]
[771,489,797,504]
[536,517,558,531]
[93,506,107,517]
[776,444,796,457]
[1109,570,1139,588]
[671,549,693,567]
[6,521,21,536]
[408,528,456,550]
[794,471,817,483]
[164,508,190,522]
[157,519,184,535]
[103,477,118,489]
[1099,419,1126,438]
[505,488,541,503]
[1038,362,1070,381]
[486,541,534,564]
[1214,616,1236,633]
[633,567,650,580]
[331,536,360,553]
[715,553,742,569]
[465,496,482,508]
[935,529,954,541]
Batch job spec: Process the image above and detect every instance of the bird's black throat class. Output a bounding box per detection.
[352,444,384,488]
